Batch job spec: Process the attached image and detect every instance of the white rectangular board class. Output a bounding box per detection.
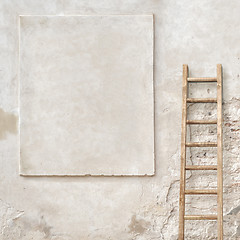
[19,15,154,176]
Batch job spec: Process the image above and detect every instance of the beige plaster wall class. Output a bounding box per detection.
[0,0,239,239]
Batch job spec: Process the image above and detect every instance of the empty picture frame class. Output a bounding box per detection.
[19,15,154,176]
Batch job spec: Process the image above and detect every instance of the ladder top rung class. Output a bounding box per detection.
[184,215,217,220]
[187,98,217,103]
[186,165,217,170]
[185,189,217,195]
[186,142,217,147]
[187,119,217,124]
[187,77,217,82]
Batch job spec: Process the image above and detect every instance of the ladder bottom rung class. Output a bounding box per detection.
[184,215,217,220]
[187,77,217,82]
[187,120,217,124]
[185,189,217,195]
[186,165,217,170]
[186,142,217,147]
[187,98,217,103]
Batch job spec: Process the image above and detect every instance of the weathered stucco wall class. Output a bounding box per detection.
[0,0,239,239]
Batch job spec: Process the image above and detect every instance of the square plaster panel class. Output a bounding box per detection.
[19,15,154,176]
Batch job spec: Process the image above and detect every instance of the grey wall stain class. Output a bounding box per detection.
[128,215,150,235]
[228,205,240,215]
[38,215,52,238]
[236,225,240,237]
[0,108,17,140]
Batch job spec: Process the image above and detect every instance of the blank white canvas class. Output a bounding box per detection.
[19,15,154,176]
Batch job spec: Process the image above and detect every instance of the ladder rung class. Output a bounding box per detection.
[186,165,217,170]
[187,77,217,82]
[184,215,217,220]
[186,142,217,147]
[185,189,217,195]
[187,98,217,103]
[187,120,217,124]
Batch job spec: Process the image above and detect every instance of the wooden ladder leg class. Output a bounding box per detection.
[179,64,188,239]
[217,64,223,240]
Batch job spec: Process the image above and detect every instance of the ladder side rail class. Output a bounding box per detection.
[217,64,223,240]
[179,64,188,239]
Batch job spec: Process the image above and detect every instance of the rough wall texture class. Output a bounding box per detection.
[0,0,239,239]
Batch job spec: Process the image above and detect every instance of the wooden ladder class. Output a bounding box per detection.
[178,64,223,239]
